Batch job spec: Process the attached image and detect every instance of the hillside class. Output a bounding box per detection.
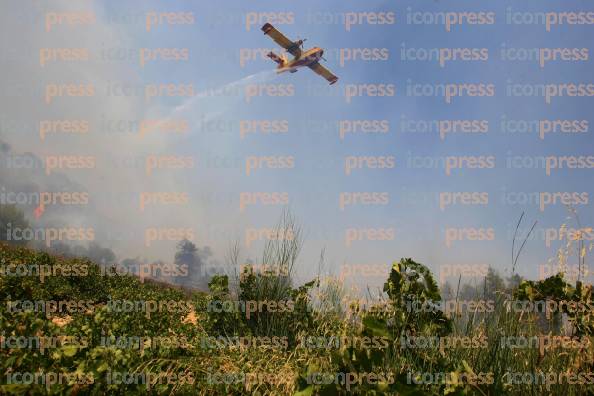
[1,243,593,395]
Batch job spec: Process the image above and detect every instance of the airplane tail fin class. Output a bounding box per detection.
[267,51,286,69]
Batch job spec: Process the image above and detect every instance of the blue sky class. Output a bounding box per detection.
[93,1,592,284]
[131,0,593,284]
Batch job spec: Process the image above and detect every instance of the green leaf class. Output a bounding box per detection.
[294,385,314,396]
[362,316,389,338]
[461,360,474,375]
[61,345,78,357]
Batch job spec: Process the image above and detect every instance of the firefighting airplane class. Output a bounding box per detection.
[261,23,338,85]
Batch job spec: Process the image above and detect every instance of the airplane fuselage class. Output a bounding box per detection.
[277,47,324,73]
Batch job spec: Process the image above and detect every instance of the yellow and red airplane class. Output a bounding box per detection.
[261,23,338,85]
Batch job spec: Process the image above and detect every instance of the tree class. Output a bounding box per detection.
[483,266,505,299]
[47,242,73,258]
[86,242,116,266]
[120,257,143,276]
[0,204,29,245]
[175,239,197,266]
[175,239,212,287]
[506,273,523,292]
[441,280,454,300]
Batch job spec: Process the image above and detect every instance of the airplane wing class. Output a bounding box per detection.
[261,23,301,57]
[308,62,339,85]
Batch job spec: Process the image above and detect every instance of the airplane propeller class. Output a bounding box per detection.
[296,38,307,49]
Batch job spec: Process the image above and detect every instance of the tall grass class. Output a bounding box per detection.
[4,209,594,395]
